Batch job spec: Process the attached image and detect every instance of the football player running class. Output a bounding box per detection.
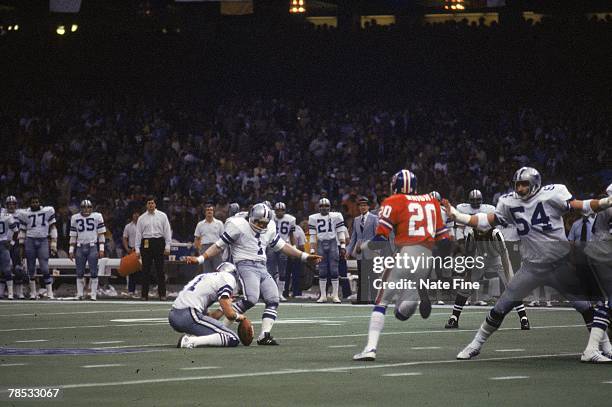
[186,203,321,345]
[444,189,530,330]
[69,200,106,300]
[308,199,347,303]
[354,169,449,361]
[170,262,242,348]
[446,167,612,363]
[17,195,57,299]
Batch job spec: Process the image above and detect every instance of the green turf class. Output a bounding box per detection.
[0,301,609,406]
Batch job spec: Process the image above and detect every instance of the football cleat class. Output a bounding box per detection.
[527,301,539,307]
[419,297,432,319]
[520,317,530,330]
[474,301,488,306]
[353,349,376,361]
[545,301,553,307]
[279,294,288,302]
[436,300,445,305]
[331,296,341,304]
[457,344,481,360]
[316,296,327,303]
[178,335,194,349]
[580,349,612,363]
[445,316,459,329]
[257,332,279,346]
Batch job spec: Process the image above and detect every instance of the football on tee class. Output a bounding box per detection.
[238,318,254,346]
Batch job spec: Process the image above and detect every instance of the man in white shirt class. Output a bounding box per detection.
[135,197,173,301]
[193,203,224,273]
[122,211,140,297]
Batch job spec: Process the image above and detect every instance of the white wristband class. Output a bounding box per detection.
[197,255,206,265]
[300,252,309,262]
[69,246,74,255]
[340,243,346,249]
[99,244,105,252]
[582,199,595,215]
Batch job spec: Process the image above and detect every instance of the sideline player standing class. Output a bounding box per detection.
[69,200,106,300]
[18,195,57,299]
[186,203,321,345]
[354,169,449,361]
[309,198,347,303]
[269,202,296,301]
[447,167,612,363]
[0,203,19,299]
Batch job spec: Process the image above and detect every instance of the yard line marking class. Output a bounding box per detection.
[0,322,168,333]
[82,364,125,369]
[490,376,529,380]
[91,341,125,345]
[411,347,441,350]
[0,309,162,318]
[15,339,48,343]
[328,345,357,348]
[383,372,422,377]
[0,363,27,367]
[323,323,343,326]
[5,353,578,391]
[495,349,525,352]
[180,367,220,371]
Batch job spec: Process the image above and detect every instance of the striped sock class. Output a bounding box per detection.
[514,304,527,319]
[452,294,469,319]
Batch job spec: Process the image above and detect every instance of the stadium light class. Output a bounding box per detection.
[289,0,305,14]
[14,24,19,31]
[56,25,66,35]
[71,24,78,32]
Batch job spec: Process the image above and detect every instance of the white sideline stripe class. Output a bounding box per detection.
[180,367,220,371]
[328,345,357,348]
[15,339,48,343]
[4,353,578,391]
[0,309,160,317]
[82,364,125,369]
[490,376,529,380]
[411,347,440,350]
[495,349,525,352]
[91,341,125,344]
[0,363,27,367]
[383,372,422,377]
[323,323,343,326]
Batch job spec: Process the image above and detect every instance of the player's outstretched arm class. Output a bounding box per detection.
[218,297,245,322]
[281,243,322,265]
[442,199,497,231]
[185,243,223,264]
[570,196,612,214]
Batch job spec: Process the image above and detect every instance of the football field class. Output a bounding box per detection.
[0,301,610,406]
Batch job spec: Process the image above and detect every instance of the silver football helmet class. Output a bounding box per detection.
[606,183,612,197]
[228,203,240,217]
[430,191,442,202]
[216,261,237,277]
[249,203,271,233]
[274,202,286,218]
[5,196,17,213]
[318,198,331,215]
[80,199,93,216]
[512,167,542,200]
[468,189,483,209]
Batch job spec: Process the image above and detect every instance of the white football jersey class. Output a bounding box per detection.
[274,214,296,243]
[19,206,56,238]
[495,184,572,263]
[455,203,496,240]
[173,271,236,312]
[0,213,19,242]
[457,203,501,267]
[216,216,285,263]
[70,212,106,245]
[308,212,346,241]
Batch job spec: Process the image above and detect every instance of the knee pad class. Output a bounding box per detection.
[234,299,256,313]
[394,301,417,321]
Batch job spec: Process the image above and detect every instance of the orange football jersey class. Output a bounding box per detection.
[376,194,448,248]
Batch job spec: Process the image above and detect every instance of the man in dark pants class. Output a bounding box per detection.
[347,196,378,303]
[135,197,172,301]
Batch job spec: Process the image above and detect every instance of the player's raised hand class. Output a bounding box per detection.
[185,256,200,264]
[306,254,323,265]
[441,199,454,219]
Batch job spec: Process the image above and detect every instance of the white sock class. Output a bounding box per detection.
[29,281,37,298]
[90,278,99,299]
[319,279,327,298]
[601,331,612,354]
[46,283,54,299]
[259,317,275,339]
[365,307,386,351]
[6,281,14,298]
[190,333,226,347]
[77,278,85,297]
[331,279,339,298]
[473,321,497,347]
[586,327,605,352]
[278,280,285,297]
[15,284,23,298]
